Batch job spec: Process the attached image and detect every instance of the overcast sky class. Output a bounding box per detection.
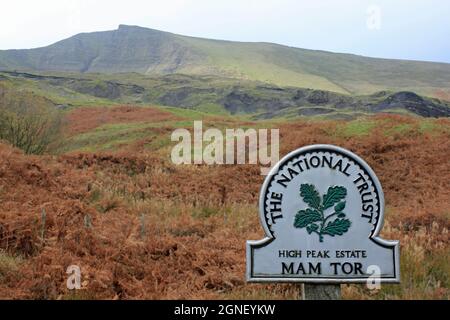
[1,0,449,63]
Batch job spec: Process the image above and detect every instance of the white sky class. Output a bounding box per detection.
[1,0,449,63]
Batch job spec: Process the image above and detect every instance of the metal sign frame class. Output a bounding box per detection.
[246,144,400,283]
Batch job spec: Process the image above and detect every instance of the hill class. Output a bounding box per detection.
[1,25,450,99]
[2,71,449,119]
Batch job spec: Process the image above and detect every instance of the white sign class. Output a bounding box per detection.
[247,145,400,283]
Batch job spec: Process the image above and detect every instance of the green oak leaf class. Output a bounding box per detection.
[300,184,321,209]
[294,184,350,242]
[322,186,347,210]
[322,218,351,236]
[294,208,321,228]
[306,224,319,234]
[334,201,346,212]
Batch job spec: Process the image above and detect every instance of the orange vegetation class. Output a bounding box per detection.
[0,113,448,299]
[65,105,179,134]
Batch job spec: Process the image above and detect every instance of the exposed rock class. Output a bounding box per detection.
[158,87,215,108]
[307,90,329,104]
[298,107,334,116]
[371,91,450,117]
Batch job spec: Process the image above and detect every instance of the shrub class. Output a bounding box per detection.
[0,85,63,154]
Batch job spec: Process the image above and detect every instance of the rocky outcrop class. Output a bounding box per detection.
[370,91,450,117]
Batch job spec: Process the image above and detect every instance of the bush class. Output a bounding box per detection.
[0,85,63,154]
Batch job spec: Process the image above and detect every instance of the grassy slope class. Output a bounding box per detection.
[178,37,348,93]
[1,25,450,98]
[182,35,450,97]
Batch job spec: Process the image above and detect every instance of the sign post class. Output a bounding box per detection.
[302,284,341,300]
[246,145,400,299]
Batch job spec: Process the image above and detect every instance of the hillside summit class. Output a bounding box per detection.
[1,25,450,98]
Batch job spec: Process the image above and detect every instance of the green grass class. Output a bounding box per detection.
[385,123,414,135]
[419,120,437,133]
[158,106,216,119]
[419,120,450,135]
[60,117,209,153]
[182,38,349,93]
[195,103,229,115]
[9,76,117,107]
[334,119,378,137]
[60,122,160,152]
[382,118,449,136]
[179,35,450,98]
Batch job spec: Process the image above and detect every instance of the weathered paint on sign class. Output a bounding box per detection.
[247,145,400,283]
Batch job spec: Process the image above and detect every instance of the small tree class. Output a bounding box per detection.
[0,85,63,154]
